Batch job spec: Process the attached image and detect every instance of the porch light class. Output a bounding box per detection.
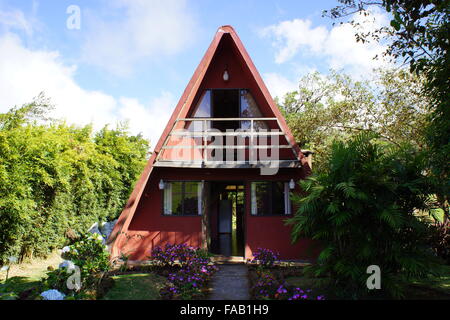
[159,179,165,190]
[223,69,229,82]
[289,179,296,190]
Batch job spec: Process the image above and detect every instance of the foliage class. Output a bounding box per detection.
[42,235,111,299]
[0,291,19,300]
[287,133,442,298]
[0,97,149,264]
[62,234,110,275]
[250,268,325,300]
[151,244,218,300]
[251,248,280,268]
[325,0,450,236]
[277,68,430,170]
[151,243,197,267]
[427,221,450,264]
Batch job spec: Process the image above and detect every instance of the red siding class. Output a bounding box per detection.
[116,167,318,261]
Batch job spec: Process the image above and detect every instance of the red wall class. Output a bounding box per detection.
[118,167,319,261]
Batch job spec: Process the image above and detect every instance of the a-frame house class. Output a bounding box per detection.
[108,25,317,261]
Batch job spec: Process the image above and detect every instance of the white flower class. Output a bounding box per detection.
[40,289,65,300]
[61,246,71,253]
[58,260,76,270]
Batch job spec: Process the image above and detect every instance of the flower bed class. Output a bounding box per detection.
[248,248,325,300]
[4,242,217,300]
[150,244,218,300]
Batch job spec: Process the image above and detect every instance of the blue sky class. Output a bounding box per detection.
[0,0,390,147]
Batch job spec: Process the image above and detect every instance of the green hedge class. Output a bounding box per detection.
[0,100,149,263]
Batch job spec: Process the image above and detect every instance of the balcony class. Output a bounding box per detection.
[154,118,301,169]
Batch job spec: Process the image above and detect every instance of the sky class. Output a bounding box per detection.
[0,0,391,148]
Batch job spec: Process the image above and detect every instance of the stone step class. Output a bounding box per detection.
[208,264,250,300]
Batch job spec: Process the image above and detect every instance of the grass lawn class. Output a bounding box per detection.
[0,252,62,297]
[102,273,167,300]
[405,264,450,299]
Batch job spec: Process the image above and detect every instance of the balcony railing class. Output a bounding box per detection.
[154,117,300,169]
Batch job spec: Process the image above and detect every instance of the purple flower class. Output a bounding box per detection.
[276,285,287,294]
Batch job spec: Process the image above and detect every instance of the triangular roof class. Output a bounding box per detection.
[108,25,307,255]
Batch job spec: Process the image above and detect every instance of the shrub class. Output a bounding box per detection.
[151,244,197,267]
[152,244,218,300]
[287,133,442,298]
[250,269,325,300]
[42,234,111,299]
[250,271,282,299]
[251,248,279,268]
[62,234,110,275]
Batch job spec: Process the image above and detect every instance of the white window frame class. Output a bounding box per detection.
[250,181,291,216]
[162,181,203,216]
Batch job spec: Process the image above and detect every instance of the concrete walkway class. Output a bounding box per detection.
[208,264,250,300]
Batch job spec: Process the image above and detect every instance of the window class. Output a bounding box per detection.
[240,90,268,130]
[188,89,269,131]
[192,90,211,118]
[188,90,211,132]
[163,181,203,216]
[250,181,291,215]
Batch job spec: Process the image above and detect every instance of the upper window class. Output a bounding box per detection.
[188,89,268,130]
[163,181,202,216]
[192,90,211,118]
[250,181,291,216]
[189,91,211,132]
[240,90,268,130]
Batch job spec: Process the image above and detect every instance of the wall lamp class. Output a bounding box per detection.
[289,179,296,190]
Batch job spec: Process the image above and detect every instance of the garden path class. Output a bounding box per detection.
[208,264,250,300]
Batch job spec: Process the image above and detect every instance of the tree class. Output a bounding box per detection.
[287,133,441,298]
[277,68,429,170]
[0,97,149,263]
[324,0,449,227]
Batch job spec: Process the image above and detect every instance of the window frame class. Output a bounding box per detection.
[161,180,203,216]
[250,181,292,216]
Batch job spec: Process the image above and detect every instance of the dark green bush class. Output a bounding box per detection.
[288,133,442,298]
[0,98,149,264]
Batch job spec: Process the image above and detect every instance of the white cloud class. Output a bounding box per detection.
[0,3,39,36]
[263,73,298,100]
[81,0,197,76]
[117,92,175,147]
[0,32,174,149]
[260,19,328,64]
[260,10,391,77]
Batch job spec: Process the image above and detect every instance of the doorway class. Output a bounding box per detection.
[210,182,245,257]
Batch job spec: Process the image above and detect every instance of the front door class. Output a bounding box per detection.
[210,182,245,257]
